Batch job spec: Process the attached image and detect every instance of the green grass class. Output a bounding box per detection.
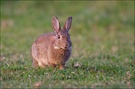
[1,1,135,88]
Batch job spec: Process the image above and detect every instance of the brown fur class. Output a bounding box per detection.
[31,16,72,69]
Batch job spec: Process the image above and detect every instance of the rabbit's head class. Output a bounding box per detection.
[52,16,72,50]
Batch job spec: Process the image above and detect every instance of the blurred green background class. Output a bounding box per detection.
[1,1,134,88]
[1,1,134,56]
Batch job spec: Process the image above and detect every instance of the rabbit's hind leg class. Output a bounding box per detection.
[32,58,39,68]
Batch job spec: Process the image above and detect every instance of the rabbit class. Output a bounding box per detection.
[31,16,72,69]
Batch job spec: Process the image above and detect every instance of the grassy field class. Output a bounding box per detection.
[1,1,134,88]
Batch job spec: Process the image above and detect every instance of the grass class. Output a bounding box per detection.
[1,1,135,88]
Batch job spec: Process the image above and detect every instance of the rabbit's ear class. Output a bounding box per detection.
[63,17,72,31]
[52,16,60,34]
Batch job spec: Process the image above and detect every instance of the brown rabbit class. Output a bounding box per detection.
[31,16,72,69]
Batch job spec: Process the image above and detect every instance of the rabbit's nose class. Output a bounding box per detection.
[65,44,68,49]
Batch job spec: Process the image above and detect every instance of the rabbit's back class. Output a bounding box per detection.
[31,32,56,66]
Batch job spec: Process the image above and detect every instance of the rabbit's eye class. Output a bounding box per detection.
[58,35,60,39]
